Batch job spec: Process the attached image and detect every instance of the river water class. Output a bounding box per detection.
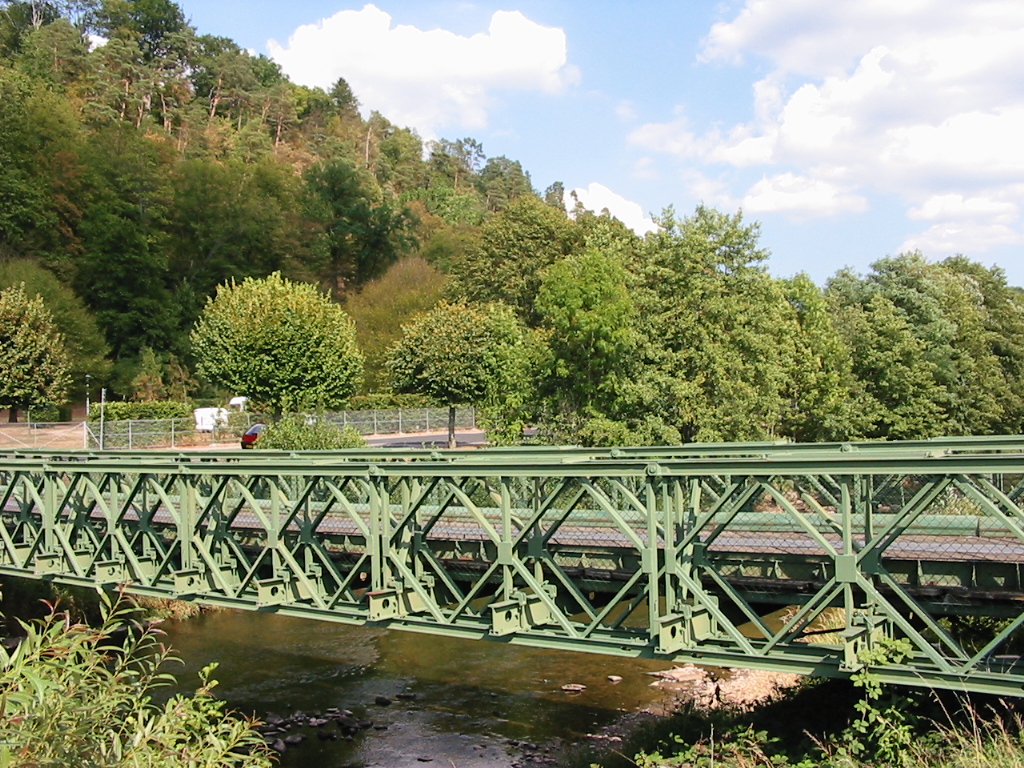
[161,610,681,767]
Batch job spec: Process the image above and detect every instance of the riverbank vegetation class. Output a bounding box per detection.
[2,0,1023,444]
[0,592,270,767]
[575,676,1024,768]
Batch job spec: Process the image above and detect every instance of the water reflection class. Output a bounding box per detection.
[161,610,680,768]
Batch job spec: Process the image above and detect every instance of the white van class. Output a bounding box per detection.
[193,407,229,432]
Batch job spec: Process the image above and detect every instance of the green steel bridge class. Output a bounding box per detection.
[5,436,1024,696]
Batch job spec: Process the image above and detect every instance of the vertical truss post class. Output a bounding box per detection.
[645,472,660,634]
[42,470,57,554]
[661,478,681,613]
[177,473,195,571]
[500,475,513,601]
[367,470,393,591]
[841,477,856,629]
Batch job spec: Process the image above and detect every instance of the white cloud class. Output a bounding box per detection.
[908,194,1017,222]
[267,4,578,137]
[628,118,702,158]
[900,220,1024,255]
[631,157,658,181]
[742,173,868,217]
[566,183,658,236]
[615,100,638,121]
[637,1,1024,252]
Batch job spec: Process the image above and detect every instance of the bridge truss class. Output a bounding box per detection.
[4,436,1024,696]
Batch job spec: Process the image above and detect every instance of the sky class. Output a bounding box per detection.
[174,0,1024,286]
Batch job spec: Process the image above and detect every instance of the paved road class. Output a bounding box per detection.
[190,429,488,451]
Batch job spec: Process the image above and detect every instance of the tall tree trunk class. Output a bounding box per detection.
[8,406,19,423]
[448,405,456,449]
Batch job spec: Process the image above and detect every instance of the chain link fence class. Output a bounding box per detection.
[0,407,478,450]
[0,422,90,450]
[322,407,476,435]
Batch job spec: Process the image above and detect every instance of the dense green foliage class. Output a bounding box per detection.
[344,256,447,392]
[2,0,1024,446]
[254,413,366,450]
[190,273,362,415]
[386,301,532,445]
[87,398,191,421]
[0,594,271,767]
[0,282,70,421]
[0,258,110,398]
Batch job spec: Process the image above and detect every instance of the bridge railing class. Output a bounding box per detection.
[3,437,1024,695]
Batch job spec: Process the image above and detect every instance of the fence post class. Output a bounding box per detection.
[398,408,403,434]
[82,421,87,450]
[128,419,133,450]
[171,419,176,448]
[373,411,378,434]
[426,409,430,432]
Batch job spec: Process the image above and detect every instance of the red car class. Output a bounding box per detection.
[240,423,266,448]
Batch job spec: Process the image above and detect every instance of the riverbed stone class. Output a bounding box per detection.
[283,734,305,746]
[374,695,392,706]
[270,739,286,753]
[396,692,418,700]
[337,714,360,731]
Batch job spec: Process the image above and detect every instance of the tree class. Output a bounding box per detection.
[344,256,446,393]
[95,0,190,63]
[72,124,178,364]
[0,258,111,396]
[130,345,165,400]
[165,158,306,326]
[190,272,363,415]
[634,206,797,442]
[477,156,532,212]
[780,273,866,441]
[0,282,71,421]
[0,0,62,58]
[386,301,530,447]
[942,256,1024,433]
[826,253,1016,438]
[543,181,565,212]
[447,195,579,323]
[304,159,417,296]
[535,249,636,418]
[833,293,947,439]
[427,137,483,192]
[0,66,85,262]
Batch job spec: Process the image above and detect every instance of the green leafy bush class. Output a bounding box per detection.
[25,403,62,422]
[0,594,271,767]
[255,414,367,450]
[88,400,193,422]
